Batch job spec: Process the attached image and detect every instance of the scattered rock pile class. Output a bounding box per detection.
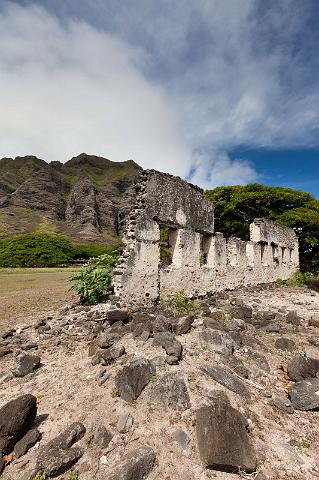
[0,283,319,479]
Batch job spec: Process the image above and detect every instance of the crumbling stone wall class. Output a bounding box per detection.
[113,170,299,305]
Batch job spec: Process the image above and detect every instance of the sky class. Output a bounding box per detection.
[0,1,319,197]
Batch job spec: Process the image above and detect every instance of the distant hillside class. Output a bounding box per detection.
[0,153,142,244]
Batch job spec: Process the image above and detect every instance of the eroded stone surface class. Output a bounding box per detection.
[287,355,319,382]
[14,428,42,458]
[36,422,85,476]
[12,353,41,377]
[107,446,156,480]
[148,373,191,411]
[201,364,250,398]
[200,329,236,355]
[196,397,256,473]
[112,170,299,305]
[0,394,37,455]
[288,378,319,411]
[115,357,155,402]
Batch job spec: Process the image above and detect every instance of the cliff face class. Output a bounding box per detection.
[0,153,142,244]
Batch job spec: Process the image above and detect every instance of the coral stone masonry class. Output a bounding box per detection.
[113,170,299,305]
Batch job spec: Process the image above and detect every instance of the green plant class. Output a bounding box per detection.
[159,225,172,265]
[0,232,118,268]
[0,233,74,267]
[277,271,318,287]
[287,271,317,286]
[150,374,157,384]
[69,252,119,304]
[288,438,311,449]
[111,387,120,398]
[162,290,199,316]
[68,470,79,480]
[205,183,319,272]
[33,471,46,480]
[199,254,206,266]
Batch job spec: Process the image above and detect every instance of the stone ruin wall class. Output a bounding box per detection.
[113,170,299,306]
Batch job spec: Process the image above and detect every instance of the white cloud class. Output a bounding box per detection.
[1,1,319,188]
[191,151,259,189]
[0,3,191,177]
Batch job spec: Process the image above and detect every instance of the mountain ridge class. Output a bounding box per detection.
[0,153,143,244]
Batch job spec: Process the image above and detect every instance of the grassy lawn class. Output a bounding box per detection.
[0,268,80,330]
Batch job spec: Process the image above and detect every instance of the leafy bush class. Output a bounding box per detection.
[0,232,118,267]
[276,271,318,286]
[33,471,46,480]
[72,243,118,260]
[162,290,199,316]
[0,233,74,267]
[205,184,319,272]
[69,252,119,304]
[68,470,79,480]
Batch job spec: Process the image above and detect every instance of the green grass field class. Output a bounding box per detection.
[0,268,79,330]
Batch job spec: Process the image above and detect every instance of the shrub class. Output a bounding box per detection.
[69,252,119,304]
[68,470,79,480]
[0,233,73,267]
[72,243,118,260]
[0,232,118,267]
[33,471,46,480]
[161,290,199,316]
[276,271,319,286]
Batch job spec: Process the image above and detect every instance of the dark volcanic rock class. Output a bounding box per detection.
[288,378,319,411]
[244,350,270,373]
[171,315,194,335]
[90,424,113,448]
[287,355,319,382]
[286,310,301,326]
[11,168,67,218]
[309,317,319,328]
[107,446,156,480]
[249,311,275,328]
[131,314,171,336]
[99,332,116,348]
[106,310,129,325]
[100,344,125,365]
[0,394,37,455]
[14,428,42,458]
[275,337,295,351]
[232,305,253,320]
[200,329,236,355]
[153,332,182,359]
[12,353,41,377]
[201,364,250,398]
[0,346,12,358]
[149,373,191,411]
[196,397,256,473]
[203,317,225,330]
[115,357,155,402]
[270,396,294,414]
[220,354,250,378]
[36,422,85,476]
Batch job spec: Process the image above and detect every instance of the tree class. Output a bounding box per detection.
[204,184,319,271]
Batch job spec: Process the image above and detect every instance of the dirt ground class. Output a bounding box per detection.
[0,268,78,330]
[0,284,319,479]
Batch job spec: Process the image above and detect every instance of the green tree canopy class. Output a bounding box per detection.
[204,184,319,271]
[0,232,118,267]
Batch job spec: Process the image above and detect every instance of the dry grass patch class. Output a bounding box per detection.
[0,268,79,329]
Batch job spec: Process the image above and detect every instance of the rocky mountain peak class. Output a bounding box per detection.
[0,154,142,244]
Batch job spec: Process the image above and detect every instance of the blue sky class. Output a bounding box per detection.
[230,148,319,198]
[0,1,319,197]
